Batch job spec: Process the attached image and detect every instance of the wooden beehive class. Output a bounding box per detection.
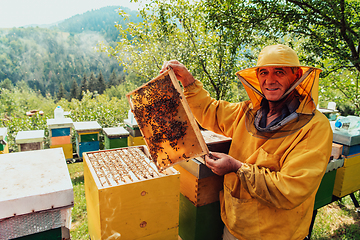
[84,146,180,240]
[15,130,45,152]
[126,68,209,171]
[0,127,8,154]
[0,148,73,240]
[314,157,344,210]
[73,121,102,158]
[175,130,229,240]
[103,127,129,149]
[333,154,360,197]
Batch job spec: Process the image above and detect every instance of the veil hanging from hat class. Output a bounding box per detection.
[236,64,322,139]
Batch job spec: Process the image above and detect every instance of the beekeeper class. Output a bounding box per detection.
[160,44,333,240]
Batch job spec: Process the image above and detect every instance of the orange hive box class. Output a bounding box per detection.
[126,68,209,171]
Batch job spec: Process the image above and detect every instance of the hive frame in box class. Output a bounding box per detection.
[126,68,209,171]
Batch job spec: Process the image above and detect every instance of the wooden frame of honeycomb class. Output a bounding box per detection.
[126,68,209,171]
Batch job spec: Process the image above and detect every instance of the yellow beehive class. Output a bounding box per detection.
[333,154,360,197]
[84,146,180,240]
[128,135,146,146]
[50,143,73,159]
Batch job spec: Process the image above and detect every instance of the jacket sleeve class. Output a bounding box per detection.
[184,80,247,138]
[237,115,333,209]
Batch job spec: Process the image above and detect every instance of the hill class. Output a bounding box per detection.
[54,6,142,42]
[0,6,142,97]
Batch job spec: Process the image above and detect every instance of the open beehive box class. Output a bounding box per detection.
[126,68,209,171]
[84,146,180,240]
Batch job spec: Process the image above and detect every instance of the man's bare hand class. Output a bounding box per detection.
[205,152,243,176]
[160,60,195,87]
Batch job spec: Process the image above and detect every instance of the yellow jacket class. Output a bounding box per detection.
[184,78,333,239]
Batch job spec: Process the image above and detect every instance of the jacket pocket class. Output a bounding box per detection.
[255,147,281,171]
[223,185,262,239]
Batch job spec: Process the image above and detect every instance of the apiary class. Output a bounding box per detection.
[103,127,129,149]
[0,127,8,154]
[15,130,45,152]
[126,68,209,171]
[73,121,102,158]
[84,146,180,240]
[47,117,74,159]
[0,148,74,240]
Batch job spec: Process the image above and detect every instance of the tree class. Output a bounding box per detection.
[108,69,118,87]
[204,0,360,112]
[70,79,79,100]
[57,83,66,101]
[0,78,14,90]
[80,73,88,100]
[97,70,106,94]
[88,72,98,92]
[101,0,250,101]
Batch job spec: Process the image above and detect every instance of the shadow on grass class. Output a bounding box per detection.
[322,222,360,240]
[72,175,84,185]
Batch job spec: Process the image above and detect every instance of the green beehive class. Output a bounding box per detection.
[0,128,8,153]
[314,157,344,210]
[103,127,129,149]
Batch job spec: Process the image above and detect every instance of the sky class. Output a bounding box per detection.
[0,0,145,28]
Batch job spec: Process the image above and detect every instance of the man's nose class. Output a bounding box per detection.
[266,73,277,84]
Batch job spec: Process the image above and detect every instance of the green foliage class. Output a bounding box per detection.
[101,0,249,101]
[0,22,124,97]
[205,0,360,112]
[0,81,131,153]
[57,91,129,128]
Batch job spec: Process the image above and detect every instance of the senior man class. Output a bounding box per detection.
[161,44,332,240]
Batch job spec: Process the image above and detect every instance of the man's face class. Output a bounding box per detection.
[257,67,300,101]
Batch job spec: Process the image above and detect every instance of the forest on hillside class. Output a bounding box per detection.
[0,6,143,99]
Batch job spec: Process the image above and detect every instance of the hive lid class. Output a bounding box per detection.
[0,128,7,141]
[201,130,232,144]
[330,120,360,146]
[47,118,73,129]
[0,148,74,220]
[124,118,139,129]
[103,127,129,137]
[73,121,102,132]
[15,130,45,144]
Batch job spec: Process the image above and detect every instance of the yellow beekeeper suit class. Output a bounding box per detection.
[183,44,333,239]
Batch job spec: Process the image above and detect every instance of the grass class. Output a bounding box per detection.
[311,192,360,240]
[67,162,360,240]
[67,162,89,240]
